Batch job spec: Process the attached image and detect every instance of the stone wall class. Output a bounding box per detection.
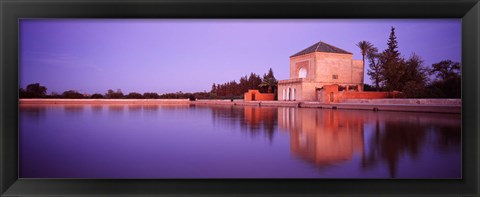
[244,90,275,101]
[315,52,363,85]
[301,82,319,101]
[317,84,339,103]
[351,59,364,89]
[317,84,399,103]
[338,91,399,101]
[340,98,461,105]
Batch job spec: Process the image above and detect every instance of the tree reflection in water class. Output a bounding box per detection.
[91,105,103,114]
[277,108,461,178]
[209,105,277,141]
[19,105,47,123]
[63,105,85,117]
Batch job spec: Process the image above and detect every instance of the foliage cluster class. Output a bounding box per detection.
[359,27,461,98]
[210,68,278,99]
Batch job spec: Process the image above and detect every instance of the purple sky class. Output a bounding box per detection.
[20,19,461,95]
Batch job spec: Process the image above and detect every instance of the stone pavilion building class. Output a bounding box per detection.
[278,41,364,101]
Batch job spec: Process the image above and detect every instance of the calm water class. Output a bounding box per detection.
[19,104,461,178]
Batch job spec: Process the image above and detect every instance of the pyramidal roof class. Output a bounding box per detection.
[290,41,352,57]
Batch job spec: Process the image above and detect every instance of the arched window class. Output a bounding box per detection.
[298,67,307,78]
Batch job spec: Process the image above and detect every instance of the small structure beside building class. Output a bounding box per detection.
[317,84,400,103]
[244,90,275,101]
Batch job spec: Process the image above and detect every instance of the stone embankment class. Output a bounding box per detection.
[19,98,461,114]
[193,99,461,114]
[339,98,461,105]
[19,99,190,105]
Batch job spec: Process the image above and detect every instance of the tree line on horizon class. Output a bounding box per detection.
[19,69,278,100]
[210,68,278,99]
[358,27,461,98]
[19,84,211,100]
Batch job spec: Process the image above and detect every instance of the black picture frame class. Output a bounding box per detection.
[1,0,479,196]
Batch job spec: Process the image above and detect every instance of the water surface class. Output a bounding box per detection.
[20,104,461,178]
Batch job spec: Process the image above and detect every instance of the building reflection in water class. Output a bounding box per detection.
[278,108,364,167]
[278,107,461,178]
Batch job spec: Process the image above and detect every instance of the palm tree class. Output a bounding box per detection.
[357,41,374,90]
[259,77,278,93]
[259,68,278,93]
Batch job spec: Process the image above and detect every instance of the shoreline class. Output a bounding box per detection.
[193,100,461,114]
[19,98,191,105]
[19,98,461,114]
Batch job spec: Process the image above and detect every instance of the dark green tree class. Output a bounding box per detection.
[90,93,104,99]
[430,60,460,81]
[106,89,124,99]
[248,72,262,90]
[23,83,47,98]
[427,60,461,98]
[366,46,383,91]
[404,54,427,82]
[380,27,405,91]
[62,90,84,98]
[239,75,249,94]
[401,54,428,98]
[211,83,217,94]
[143,92,160,99]
[126,92,144,99]
[19,88,28,98]
[363,84,376,91]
